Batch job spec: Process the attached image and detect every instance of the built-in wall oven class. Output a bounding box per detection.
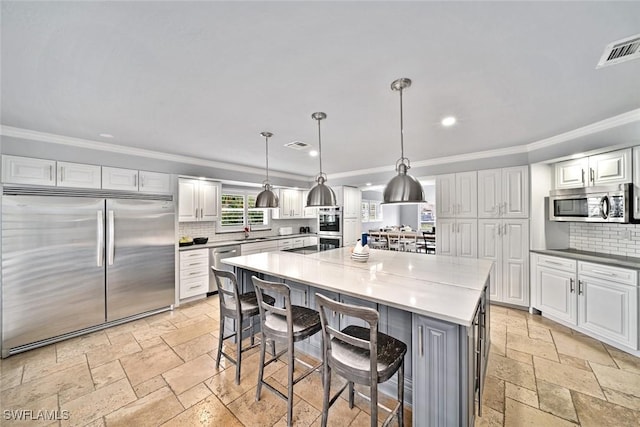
[318,207,342,235]
[318,236,342,250]
[549,183,632,223]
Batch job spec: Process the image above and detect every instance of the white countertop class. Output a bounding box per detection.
[222,248,493,326]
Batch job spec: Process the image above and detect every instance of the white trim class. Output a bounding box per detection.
[3,108,639,182]
[0,126,309,181]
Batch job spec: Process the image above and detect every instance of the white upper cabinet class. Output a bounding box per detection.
[2,155,56,186]
[436,172,477,218]
[634,147,640,220]
[478,166,528,218]
[178,178,220,222]
[139,170,172,194]
[102,167,139,191]
[301,191,319,218]
[555,148,631,189]
[57,161,101,189]
[342,186,361,218]
[103,167,171,193]
[273,189,303,219]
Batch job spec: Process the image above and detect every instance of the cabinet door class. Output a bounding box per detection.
[501,220,529,306]
[139,171,172,194]
[302,190,319,218]
[578,276,637,349]
[2,155,56,186]
[555,158,588,189]
[412,314,461,426]
[343,217,361,247]
[633,147,640,220]
[477,169,501,218]
[436,219,456,256]
[199,181,219,221]
[456,219,477,258]
[478,220,501,301]
[57,161,101,189]
[590,148,632,186]
[502,166,529,218]
[343,186,361,218]
[178,178,198,222]
[455,171,477,218]
[436,174,456,218]
[278,189,297,218]
[537,266,577,325]
[102,167,138,191]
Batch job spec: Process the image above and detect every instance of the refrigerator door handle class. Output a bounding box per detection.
[97,210,104,267]
[108,210,115,265]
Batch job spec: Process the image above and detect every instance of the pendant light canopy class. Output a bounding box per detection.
[306,112,337,207]
[383,78,426,204]
[255,131,279,208]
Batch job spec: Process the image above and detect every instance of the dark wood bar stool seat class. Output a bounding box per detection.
[211,267,275,384]
[252,276,323,427]
[315,293,407,427]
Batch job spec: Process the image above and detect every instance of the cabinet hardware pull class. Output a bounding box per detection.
[570,278,575,293]
[97,210,104,267]
[591,269,615,277]
[200,208,203,219]
[49,165,53,181]
[546,260,563,266]
[189,285,200,290]
[578,280,584,295]
[60,166,64,182]
[134,174,138,188]
[590,168,595,184]
[140,175,144,188]
[195,208,198,219]
[581,169,585,184]
[418,325,424,357]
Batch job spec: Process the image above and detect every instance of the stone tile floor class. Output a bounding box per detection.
[0,296,638,426]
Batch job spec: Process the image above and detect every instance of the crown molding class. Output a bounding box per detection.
[329,108,640,180]
[0,126,309,181]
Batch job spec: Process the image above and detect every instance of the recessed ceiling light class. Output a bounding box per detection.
[309,150,318,157]
[99,133,114,138]
[366,183,372,186]
[441,116,456,127]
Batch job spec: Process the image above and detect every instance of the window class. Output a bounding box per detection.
[218,189,270,232]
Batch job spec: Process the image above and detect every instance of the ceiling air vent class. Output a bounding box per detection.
[283,141,310,150]
[596,33,640,69]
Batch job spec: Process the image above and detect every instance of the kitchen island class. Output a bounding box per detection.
[223,248,492,427]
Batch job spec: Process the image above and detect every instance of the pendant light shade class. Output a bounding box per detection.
[306,112,337,207]
[255,131,279,208]
[383,78,426,204]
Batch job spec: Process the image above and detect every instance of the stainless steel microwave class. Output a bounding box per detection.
[549,183,632,223]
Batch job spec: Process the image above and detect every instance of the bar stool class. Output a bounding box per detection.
[251,276,323,427]
[211,267,275,384]
[315,293,407,427]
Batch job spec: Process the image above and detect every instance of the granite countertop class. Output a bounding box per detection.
[223,248,493,327]
[531,248,640,270]
[178,233,317,251]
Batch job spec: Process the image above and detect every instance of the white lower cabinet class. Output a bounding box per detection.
[478,219,529,306]
[532,254,638,351]
[179,249,209,299]
[343,217,361,247]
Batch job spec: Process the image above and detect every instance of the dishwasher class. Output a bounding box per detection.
[209,245,242,293]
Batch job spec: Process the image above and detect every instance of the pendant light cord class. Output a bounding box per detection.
[265,135,269,183]
[399,86,404,162]
[317,118,323,176]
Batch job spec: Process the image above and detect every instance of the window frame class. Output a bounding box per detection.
[217,187,271,233]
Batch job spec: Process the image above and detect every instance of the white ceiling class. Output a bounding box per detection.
[2,1,640,181]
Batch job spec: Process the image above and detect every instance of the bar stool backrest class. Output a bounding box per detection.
[251,276,293,336]
[211,266,242,317]
[315,293,379,382]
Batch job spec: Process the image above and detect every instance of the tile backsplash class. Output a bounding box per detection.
[569,222,640,257]
[178,219,316,244]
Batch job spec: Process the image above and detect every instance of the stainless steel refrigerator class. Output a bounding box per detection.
[1,189,175,356]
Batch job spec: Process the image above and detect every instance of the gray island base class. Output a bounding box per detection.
[223,248,492,427]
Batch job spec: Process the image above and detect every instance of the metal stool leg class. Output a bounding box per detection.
[320,363,331,427]
[287,338,295,426]
[348,382,355,408]
[398,361,405,426]
[370,383,378,427]
[236,315,242,384]
[249,316,255,346]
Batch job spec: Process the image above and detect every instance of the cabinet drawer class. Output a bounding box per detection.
[537,255,576,272]
[180,249,207,261]
[180,257,208,270]
[578,262,637,286]
[180,266,208,279]
[180,276,208,299]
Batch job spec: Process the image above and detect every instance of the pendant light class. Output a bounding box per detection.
[383,78,426,204]
[306,112,337,207]
[255,131,279,208]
